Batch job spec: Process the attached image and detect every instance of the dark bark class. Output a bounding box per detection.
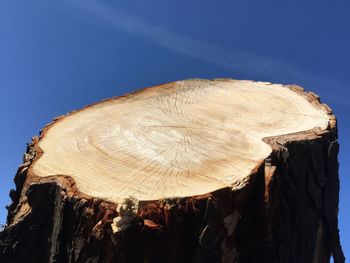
[0,126,344,263]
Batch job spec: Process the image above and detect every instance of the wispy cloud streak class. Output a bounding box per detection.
[67,0,348,108]
[67,0,301,79]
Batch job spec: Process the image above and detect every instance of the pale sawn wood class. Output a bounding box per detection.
[30,79,329,202]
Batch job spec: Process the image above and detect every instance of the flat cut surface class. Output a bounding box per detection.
[31,79,329,201]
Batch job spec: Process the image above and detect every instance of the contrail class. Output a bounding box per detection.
[66,0,301,79]
[66,0,348,108]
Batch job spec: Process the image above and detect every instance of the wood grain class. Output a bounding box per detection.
[31,79,329,201]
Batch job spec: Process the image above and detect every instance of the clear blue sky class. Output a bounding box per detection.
[1,0,349,258]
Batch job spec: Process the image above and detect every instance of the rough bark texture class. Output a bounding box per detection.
[0,82,344,263]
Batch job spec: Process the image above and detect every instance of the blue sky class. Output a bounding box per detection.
[1,0,349,258]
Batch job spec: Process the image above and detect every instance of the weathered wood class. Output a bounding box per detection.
[0,79,344,263]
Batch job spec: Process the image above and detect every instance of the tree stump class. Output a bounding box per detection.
[0,79,344,263]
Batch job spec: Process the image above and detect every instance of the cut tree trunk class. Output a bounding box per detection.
[0,79,344,263]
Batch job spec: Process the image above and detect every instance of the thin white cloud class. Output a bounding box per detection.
[66,0,348,108]
[66,0,300,79]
